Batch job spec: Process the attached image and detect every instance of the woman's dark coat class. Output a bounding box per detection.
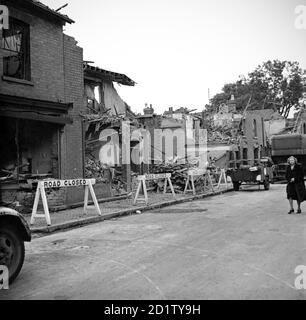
[286,164,306,202]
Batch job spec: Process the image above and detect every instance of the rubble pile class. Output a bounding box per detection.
[206,122,240,144]
[151,162,201,192]
[85,157,110,182]
[111,168,137,194]
[85,157,133,194]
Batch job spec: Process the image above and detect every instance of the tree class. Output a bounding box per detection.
[210,60,306,118]
[210,78,269,113]
[249,60,306,117]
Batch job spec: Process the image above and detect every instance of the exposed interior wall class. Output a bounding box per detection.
[103,81,127,116]
[82,77,135,194]
[84,83,104,113]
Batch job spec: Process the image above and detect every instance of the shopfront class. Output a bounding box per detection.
[0,94,72,209]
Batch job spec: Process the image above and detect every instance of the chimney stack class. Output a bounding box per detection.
[144,103,154,115]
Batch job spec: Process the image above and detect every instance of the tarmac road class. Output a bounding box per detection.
[1,184,306,300]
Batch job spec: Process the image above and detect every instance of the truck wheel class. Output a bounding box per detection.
[0,225,25,284]
[233,182,240,191]
[264,180,270,190]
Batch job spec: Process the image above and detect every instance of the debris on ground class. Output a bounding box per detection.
[85,157,111,183]
[207,124,240,144]
[151,159,212,193]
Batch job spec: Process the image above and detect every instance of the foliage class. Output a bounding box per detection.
[210,60,306,118]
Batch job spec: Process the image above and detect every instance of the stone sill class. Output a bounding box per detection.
[2,76,34,86]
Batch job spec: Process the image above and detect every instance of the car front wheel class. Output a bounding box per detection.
[0,225,25,284]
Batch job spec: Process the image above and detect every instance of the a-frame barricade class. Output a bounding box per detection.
[31,179,101,226]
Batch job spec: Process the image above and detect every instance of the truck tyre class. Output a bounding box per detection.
[264,179,270,191]
[0,225,25,284]
[233,182,240,191]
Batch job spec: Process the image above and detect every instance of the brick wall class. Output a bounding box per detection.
[43,188,67,209]
[0,7,65,101]
[61,34,85,204]
[0,5,86,206]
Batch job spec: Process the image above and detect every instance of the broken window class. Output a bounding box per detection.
[1,18,31,80]
[85,84,102,113]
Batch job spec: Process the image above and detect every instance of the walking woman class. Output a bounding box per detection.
[286,156,306,214]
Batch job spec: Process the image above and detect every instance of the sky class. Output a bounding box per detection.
[42,0,306,114]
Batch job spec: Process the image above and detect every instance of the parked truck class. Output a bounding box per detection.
[271,134,306,180]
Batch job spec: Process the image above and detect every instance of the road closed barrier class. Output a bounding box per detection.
[30,179,101,226]
[134,173,176,206]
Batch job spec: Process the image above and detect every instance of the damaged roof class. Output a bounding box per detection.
[6,0,75,24]
[84,64,136,86]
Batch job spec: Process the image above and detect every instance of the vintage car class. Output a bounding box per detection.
[227,157,274,191]
[0,207,31,283]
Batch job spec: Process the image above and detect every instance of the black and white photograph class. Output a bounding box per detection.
[1,0,306,305]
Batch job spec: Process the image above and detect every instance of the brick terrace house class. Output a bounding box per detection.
[0,0,85,208]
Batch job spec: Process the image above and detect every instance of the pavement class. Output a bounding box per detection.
[25,186,230,235]
[1,183,306,300]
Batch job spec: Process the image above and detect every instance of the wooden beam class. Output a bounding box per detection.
[0,111,73,125]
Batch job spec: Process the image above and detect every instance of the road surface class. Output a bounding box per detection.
[1,184,306,300]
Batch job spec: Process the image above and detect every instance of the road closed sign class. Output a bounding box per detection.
[134,173,175,205]
[138,173,171,181]
[43,179,96,189]
[145,173,171,180]
[31,178,101,226]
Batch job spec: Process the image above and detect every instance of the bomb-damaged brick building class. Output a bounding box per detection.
[82,62,137,196]
[0,0,137,210]
[0,0,85,208]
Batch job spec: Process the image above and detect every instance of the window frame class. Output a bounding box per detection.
[1,17,31,81]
